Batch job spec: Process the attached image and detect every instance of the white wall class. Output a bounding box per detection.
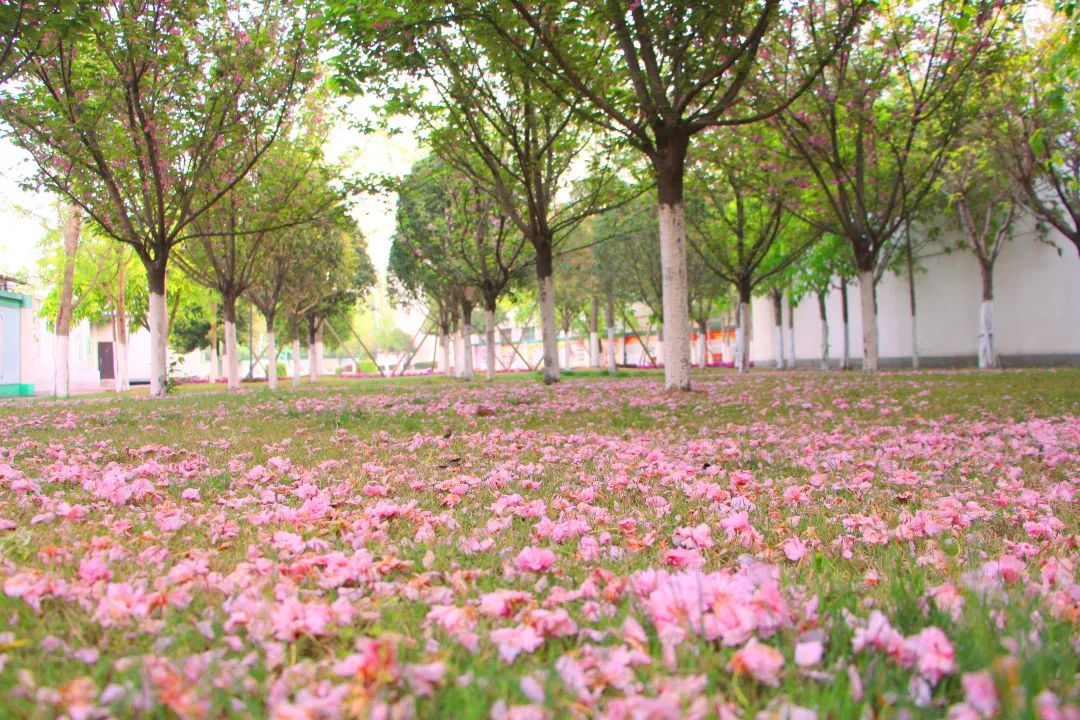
[751,221,1080,367]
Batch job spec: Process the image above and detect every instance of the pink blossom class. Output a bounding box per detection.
[728,638,784,687]
[514,547,556,573]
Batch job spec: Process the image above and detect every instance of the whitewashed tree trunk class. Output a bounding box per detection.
[115,340,128,393]
[772,292,784,370]
[114,252,129,392]
[223,296,240,391]
[589,297,600,368]
[605,296,617,375]
[54,335,70,398]
[840,278,851,370]
[208,300,219,384]
[54,206,80,398]
[785,294,796,370]
[857,269,879,372]
[562,331,572,370]
[453,332,464,378]
[658,203,691,389]
[538,274,560,384]
[978,300,996,369]
[736,301,750,374]
[148,285,168,397]
[817,291,830,371]
[441,332,452,377]
[485,307,497,381]
[697,323,708,369]
[313,322,324,380]
[461,321,474,380]
[292,337,301,386]
[266,329,278,390]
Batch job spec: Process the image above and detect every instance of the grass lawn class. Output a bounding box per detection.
[0,368,1077,719]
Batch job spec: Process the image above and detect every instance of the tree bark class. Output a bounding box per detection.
[654,133,692,390]
[485,304,497,381]
[147,265,169,397]
[817,290,830,370]
[588,296,600,368]
[605,294,617,374]
[55,206,80,398]
[857,269,879,372]
[840,277,851,370]
[536,245,560,384]
[772,290,784,370]
[222,294,241,390]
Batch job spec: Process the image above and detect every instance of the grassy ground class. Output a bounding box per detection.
[0,368,1077,719]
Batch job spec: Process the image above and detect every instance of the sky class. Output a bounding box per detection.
[0,95,425,327]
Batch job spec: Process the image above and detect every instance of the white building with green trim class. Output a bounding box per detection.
[0,289,35,397]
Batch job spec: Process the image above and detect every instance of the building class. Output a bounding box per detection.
[0,282,35,397]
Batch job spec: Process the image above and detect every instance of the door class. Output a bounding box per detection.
[97,341,114,380]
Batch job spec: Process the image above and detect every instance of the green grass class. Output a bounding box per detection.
[0,367,1077,718]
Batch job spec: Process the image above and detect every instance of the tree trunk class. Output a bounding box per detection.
[441,331,452,377]
[697,320,708,369]
[605,294,617,374]
[817,291,830,371]
[222,294,241,391]
[857,269,879,372]
[785,294,796,370]
[147,265,169,397]
[654,134,692,390]
[978,262,997,369]
[55,206,80,398]
[209,300,219,384]
[314,321,324,379]
[265,313,278,390]
[584,296,597,368]
[655,325,664,368]
[735,292,751,374]
[772,290,784,370]
[485,304,497,381]
[840,277,851,370]
[113,249,129,392]
[461,318,474,380]
[292,332,301,386]
[906,234,920,370]
[535,244,560,384]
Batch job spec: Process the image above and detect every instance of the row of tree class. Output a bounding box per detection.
[1,1,380,396]
[377,1,1077,379]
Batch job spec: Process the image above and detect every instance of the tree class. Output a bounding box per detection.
[686,128,817,373]
[0,0,319,396]
[429,0,866,390]
[392,156,531,381]
[941,119,1020,369]
[178,134,348,390]
[776,0,1018,370]
[0,1,90,83]
[996,31,1080,262]
[329,6,627,384]
[790,233,852,370]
